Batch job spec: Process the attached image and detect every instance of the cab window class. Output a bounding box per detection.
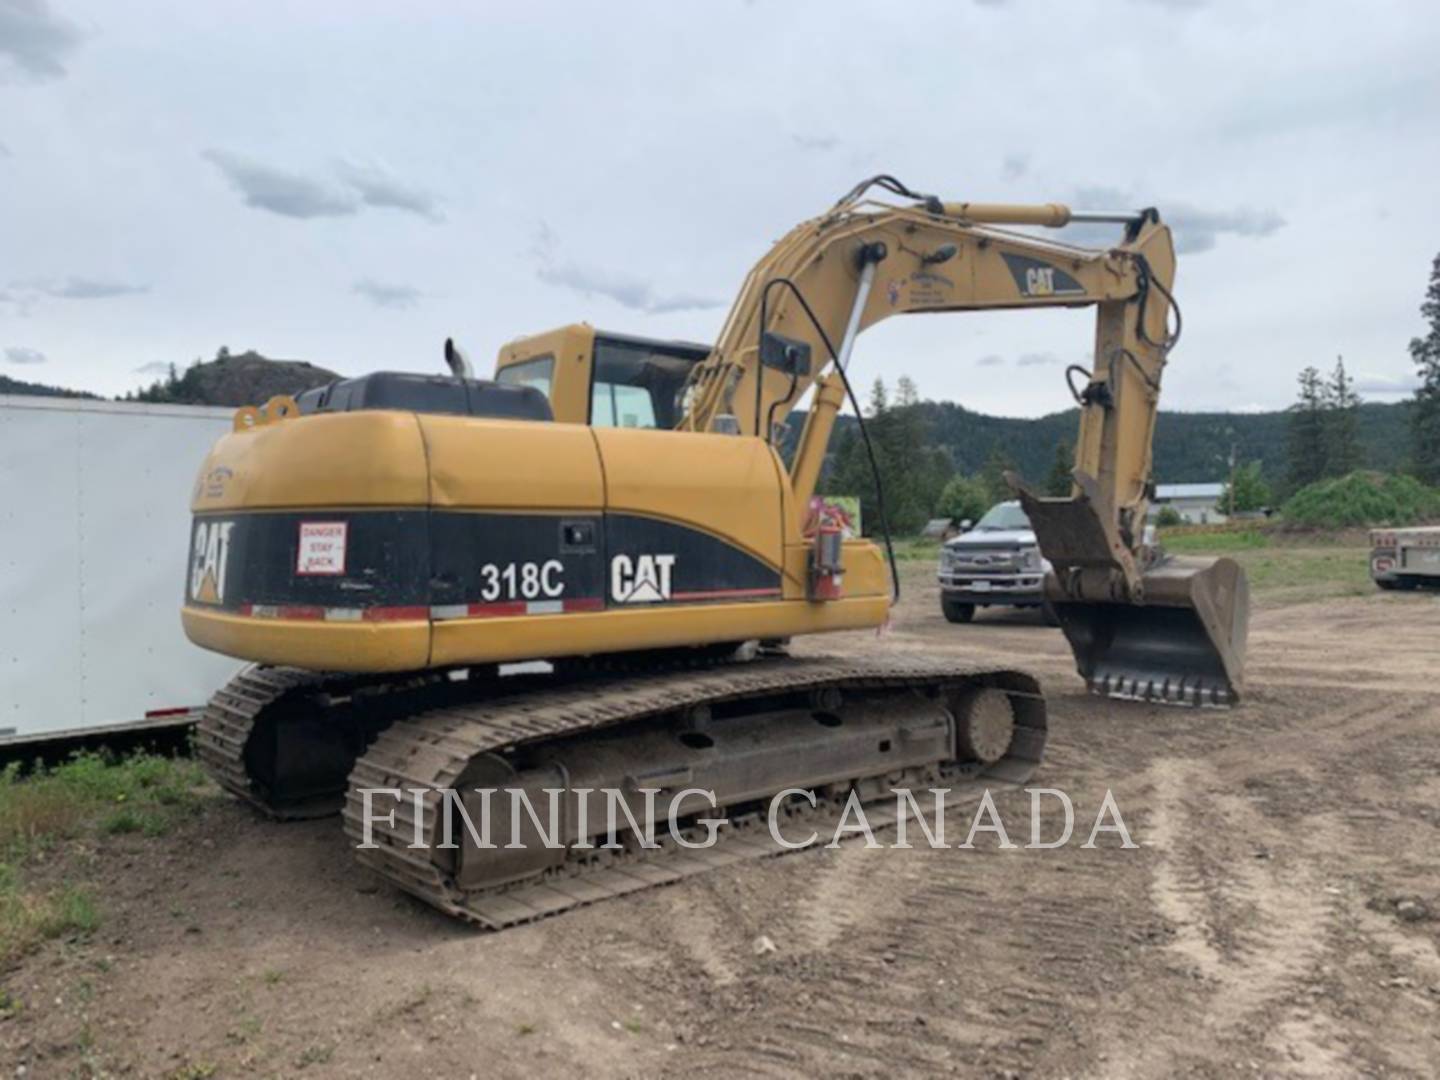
[496,355,555,400]
[589,340,700,429]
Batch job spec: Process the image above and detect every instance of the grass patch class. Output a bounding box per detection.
[0,881,100,963]
[889,538,942,562]
[0,751,206,966]
[0,752,205,862]
[1162,528,1271,554]
[1164,542,1373,604]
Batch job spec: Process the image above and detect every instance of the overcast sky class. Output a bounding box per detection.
[2,0,1437,416]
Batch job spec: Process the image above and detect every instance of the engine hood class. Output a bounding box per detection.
[945,528,1037,548]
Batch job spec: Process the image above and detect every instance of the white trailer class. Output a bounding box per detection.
[1370,526,1440,589]
[0,395,242,745]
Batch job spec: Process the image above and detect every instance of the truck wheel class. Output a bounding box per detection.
[1375,579,1398,591]
[942,598,975,624]
[1040,601,1060,627]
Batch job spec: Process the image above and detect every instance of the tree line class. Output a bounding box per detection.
[819,376,1074,535]
[1279,249,1440,495]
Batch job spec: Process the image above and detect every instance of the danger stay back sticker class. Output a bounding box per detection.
[296,521,348,576]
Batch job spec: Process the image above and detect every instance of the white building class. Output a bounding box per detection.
[1152,482,1227,525]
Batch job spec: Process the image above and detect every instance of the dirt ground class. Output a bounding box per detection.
[4,562,1439,1079]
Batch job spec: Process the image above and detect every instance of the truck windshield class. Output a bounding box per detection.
[974,503,1031,531]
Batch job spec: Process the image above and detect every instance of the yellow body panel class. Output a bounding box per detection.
[182,608,431,671]
[183,402,891,673]
[193,411,429,512]
[429,594,886,668]
[420,415,604,510]
[593,428,785,571]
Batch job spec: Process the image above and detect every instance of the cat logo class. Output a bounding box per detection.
[1025,266,1057,296]
[190,520,234,605]
[610,553,676,603]
[1000,252,1086,299]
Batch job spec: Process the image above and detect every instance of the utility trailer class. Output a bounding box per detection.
[1369,526,1440,589]
[0,395,242,750]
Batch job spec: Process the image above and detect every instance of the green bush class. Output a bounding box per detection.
[936,474,989,525]
[1281,471,1440,528]
[1155,505,1184,527]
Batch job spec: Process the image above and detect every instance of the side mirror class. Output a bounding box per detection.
[959,519,972,532]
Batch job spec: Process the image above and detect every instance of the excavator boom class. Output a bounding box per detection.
[667,177,1247,704]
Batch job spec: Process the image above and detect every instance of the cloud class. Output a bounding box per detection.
[353,277,422,309]
[1000,153,1028,181]
[0,141,10,158]
[532,222,723,315]
[203,149,359,219]
[133,360,172,374]
[1061,185,1284,254]
[977,353,1005,367]
[1353,372,1420,395]
[536,261,721,315]
[1166,202,1285,254]
[5,345,45,364]
[1016,351,1059,367]
[335,160,443,221]
[792,134,838,153]
[0,0,84,82]
[203,150,444,223]
[16,276,148,299]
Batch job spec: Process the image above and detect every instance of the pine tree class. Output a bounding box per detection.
[1286,366,1328,492]
[980,445,1019,505]
[894,375,919,407]
[1410,253,1440,484]
[867,377,888,416]
[1044,440,1073,496]
[819,382,955,534]
[1324,355,1362,475]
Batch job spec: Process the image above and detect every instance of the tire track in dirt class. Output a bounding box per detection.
[1094,685,1439,1078]
[1094,756,1341,1077]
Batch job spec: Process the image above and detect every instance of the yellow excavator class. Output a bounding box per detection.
[183,176,1247,926]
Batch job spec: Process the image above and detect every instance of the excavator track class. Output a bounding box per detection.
[341,655,1047,929]
[195,665,457,820]
[195,665,331,819]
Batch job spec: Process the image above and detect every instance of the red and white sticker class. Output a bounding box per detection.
[296,521,348,576]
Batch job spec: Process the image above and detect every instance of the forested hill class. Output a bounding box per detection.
[818,399,1412,485]
[0,374,97,399]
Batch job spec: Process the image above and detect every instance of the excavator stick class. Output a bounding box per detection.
[1016,480,1249,707]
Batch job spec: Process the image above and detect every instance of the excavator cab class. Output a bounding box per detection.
[495,325,707,428]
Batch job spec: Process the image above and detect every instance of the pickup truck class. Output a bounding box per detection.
[937,500,1056,625]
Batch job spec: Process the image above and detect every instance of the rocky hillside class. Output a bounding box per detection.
[128,350,340,407]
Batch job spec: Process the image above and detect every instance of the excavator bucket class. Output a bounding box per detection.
[1049,555,1248,707]
[1016,482,1249,707]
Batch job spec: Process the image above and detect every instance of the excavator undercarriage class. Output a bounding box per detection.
[198,654,1046,926]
